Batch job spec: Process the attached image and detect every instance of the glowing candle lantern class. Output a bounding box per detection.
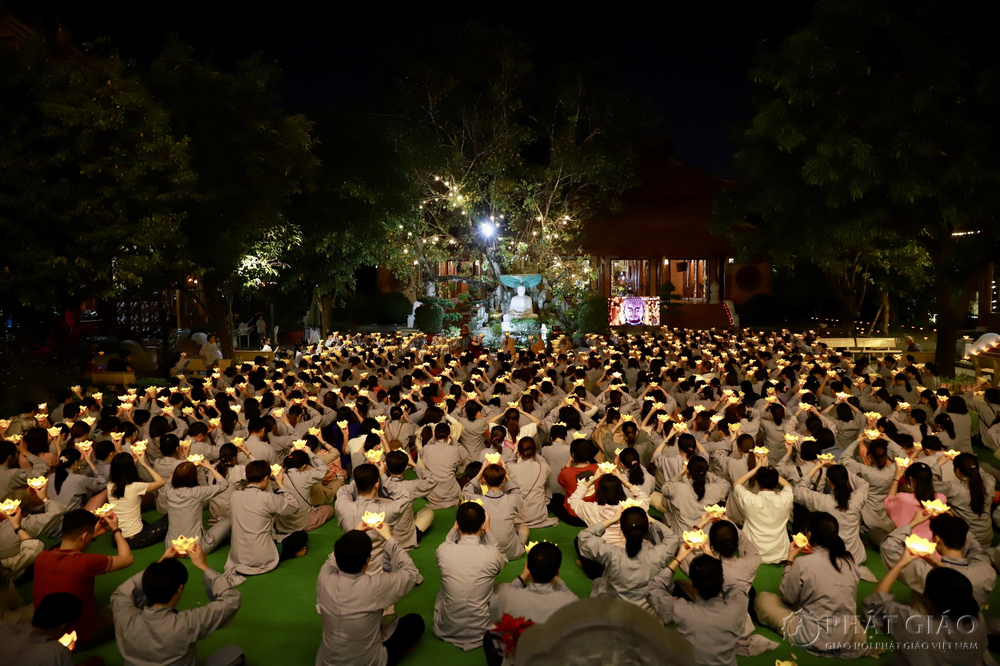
[817,453,835,462]
[93,503,116,517]
[365,448,384,463]
[362,510,386,528]
[895,457,912,469]
[921,499,950,516]
[792,532,810,549]
[270,464,282,475]
[0,499,21,515]
[485,453,502,465]
[598,462,617,474]
[683,529,708,548]
[186,454,204,465]
[942,450,960,460]
[620,497,643,510]
[171,535,200,555]
[59,631,77,650]
[905,533,937,556]
[28,476,47,490]
[752,446,769,456]
[704,504,726,519]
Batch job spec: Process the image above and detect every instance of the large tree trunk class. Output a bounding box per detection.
[320,293,336,336]
[932,269,978,377]
[202,273,235,359]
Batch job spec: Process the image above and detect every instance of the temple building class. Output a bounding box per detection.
[579,144,771,328]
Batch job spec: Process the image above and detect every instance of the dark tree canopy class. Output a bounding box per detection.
[715,0,1000,373]
[0,41,194,313]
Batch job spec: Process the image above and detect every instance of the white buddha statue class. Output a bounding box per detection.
[507,286,537,319]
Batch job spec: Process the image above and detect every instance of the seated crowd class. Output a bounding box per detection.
[2,328,1000,665]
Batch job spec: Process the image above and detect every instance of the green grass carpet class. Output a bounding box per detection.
[16,452,1000,666]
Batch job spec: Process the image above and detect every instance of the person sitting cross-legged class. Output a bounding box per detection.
[111,542,244,666]
[0,592,99,666]
[484,541,578,666]
[316,520,424,666]
[32,508,134,650]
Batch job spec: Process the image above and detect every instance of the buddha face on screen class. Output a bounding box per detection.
[623,297,646,325]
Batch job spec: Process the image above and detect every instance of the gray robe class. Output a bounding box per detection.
[793,473,870,565]
[244,434,278,466]
[274,453,328,537]
[777,546,866,658]
[419,441,464,508]
[0,622,72,666]
[153,457,184,515]
[864,591,996,666]
[164,482,231,554]
[578,522,677,609]
[381,471,435,549]
[879,523,996,606]
[934,473,996,547]
[224,485,298,581]
[335,484,409,569]
[648,569,749,666]
[110,567,241,666]
[661,475,731,536]
[507,458,558,528]
[488,577,578,665]
[315,537,420,666]
[434,527,507,650]
[462,479,525,560]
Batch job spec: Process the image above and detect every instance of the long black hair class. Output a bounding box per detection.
[53,448,81,495]
[826,465,853,512]
[807,511,853,572]
[621,506,648,558]
[109,453,141,499]
[934,413,956,440]
[618,447,646,487]
[687,456,709,501]
[954,453,985,515]
[904,463,936,503]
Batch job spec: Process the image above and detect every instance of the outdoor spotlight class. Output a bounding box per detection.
[479,222,494,237]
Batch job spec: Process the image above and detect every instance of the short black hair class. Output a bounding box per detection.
[61,509,99,539]
[247,417,266,434]
[245,460,271,483]
[142,559,189,605]
[456,501,486,534]
[353,463,380,493]
[187,422,208,438]
[930,513,969,550]
[385,450,409,475]
[755,466,779,490]
[334,530,373,573]
[33,593,83,629]
[688,554,725,600]
[464,461,483,479]
[527,542,561,584]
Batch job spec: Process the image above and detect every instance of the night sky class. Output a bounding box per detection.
[8,0,814,176]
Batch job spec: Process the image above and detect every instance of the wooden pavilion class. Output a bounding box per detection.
[580,144,771,328]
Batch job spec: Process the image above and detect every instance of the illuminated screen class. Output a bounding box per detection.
[608,296,660,326]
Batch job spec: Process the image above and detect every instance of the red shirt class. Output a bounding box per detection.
[557,463,600,517]
[33,549,112,641]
